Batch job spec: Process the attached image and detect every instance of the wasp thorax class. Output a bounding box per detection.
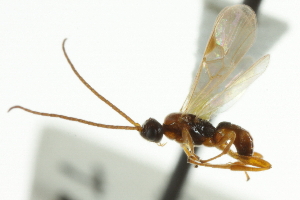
[140,118,163,143]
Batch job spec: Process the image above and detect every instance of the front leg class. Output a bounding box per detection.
[181,127,199,161]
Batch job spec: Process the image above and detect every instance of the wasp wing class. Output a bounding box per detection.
[197,55,269,119]
[181,5,267,120]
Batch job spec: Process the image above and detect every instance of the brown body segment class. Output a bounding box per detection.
[161,113,271,179]
[163,113,254,157]
[163,113,215,145]
[216,122,254,156]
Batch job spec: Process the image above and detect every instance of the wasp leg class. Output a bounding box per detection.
[181,127,236,164]
[231,161,251,181]
[245,171,250,181]
[188,144,271,172]
[200,130,236,163]
[157,142,167,147]
[226,149,271,171]
[253,152,263,158]
[187,155,271,172]
[181,127,199,161]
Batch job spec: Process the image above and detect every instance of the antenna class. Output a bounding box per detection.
[9,39,142,132]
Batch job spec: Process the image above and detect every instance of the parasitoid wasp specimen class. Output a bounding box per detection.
[9,4,271,180]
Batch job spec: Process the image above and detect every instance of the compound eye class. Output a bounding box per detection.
[140,118,163,143]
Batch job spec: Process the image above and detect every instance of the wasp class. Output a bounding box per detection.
[9,4,271,180]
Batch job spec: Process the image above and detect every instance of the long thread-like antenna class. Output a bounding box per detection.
[62,39,140,127]
[8,106,140,130]
[8,39,142,132]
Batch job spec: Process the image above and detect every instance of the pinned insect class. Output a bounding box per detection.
[9,4,271,180]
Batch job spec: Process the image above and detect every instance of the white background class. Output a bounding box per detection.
[1,0,299,199]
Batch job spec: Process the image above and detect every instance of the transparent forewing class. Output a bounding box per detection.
[181,5,258,120]
[198,55,270,119]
